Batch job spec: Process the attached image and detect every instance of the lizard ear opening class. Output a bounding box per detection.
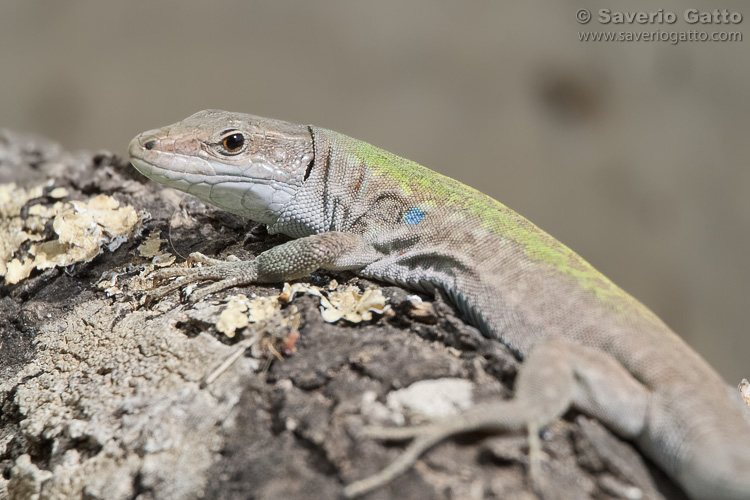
[303,155,314,181]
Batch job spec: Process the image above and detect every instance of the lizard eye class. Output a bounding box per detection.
[221,133,245,154]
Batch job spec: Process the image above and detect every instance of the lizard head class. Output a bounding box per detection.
[128,109,314,226]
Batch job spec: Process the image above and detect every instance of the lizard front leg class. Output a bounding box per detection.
[344,337,650,498]
[146,231,378,303]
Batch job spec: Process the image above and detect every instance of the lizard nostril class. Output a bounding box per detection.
[144,139,156,150]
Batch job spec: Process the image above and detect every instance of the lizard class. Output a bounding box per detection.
[128,109,750,500]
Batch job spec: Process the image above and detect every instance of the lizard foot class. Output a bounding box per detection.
[343,402,536,499]
[343,423,458,499]
[344,338,651,498]
[145,252,258,304]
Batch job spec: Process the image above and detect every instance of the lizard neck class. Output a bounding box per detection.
[269,126,366,238]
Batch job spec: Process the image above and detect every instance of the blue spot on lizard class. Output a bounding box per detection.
[403,207,426,225]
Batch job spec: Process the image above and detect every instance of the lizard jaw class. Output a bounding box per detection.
[129,133,296,225]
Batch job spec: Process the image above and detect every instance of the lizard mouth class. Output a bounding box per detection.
[128,132,207,178]
[129,138,294,190]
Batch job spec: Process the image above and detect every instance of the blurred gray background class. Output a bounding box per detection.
[1,1,748,382]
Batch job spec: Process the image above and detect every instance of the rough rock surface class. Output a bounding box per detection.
[0,131,688,500]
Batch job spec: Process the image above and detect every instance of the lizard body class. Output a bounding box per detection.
[129,110,750,499]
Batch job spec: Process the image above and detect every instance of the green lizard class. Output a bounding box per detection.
[129,110,750,500]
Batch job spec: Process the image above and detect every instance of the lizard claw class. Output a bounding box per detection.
[343,420,465,499]
[186,251,232,266]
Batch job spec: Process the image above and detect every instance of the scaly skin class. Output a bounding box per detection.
[129,110,750,500]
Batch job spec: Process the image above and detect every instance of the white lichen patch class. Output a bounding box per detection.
[138,230,166,259]
[0,182,49,278]
[320,286,390,323]
[216,295,251,338]
[48,187,69,199]
[214,281,389,338]
[97,273,120,297]
[96,231,176,298]
[214,294,301,362]
[216,294,287,338]
[248,296,282,323]
[137,231,164,258]
[279,282,324,302]
[137,229,176,268]
[151,252,176,267]
[1,183,139,285]
[280,282,390,323]
[0,182,47,218]
[97,263,148,297]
